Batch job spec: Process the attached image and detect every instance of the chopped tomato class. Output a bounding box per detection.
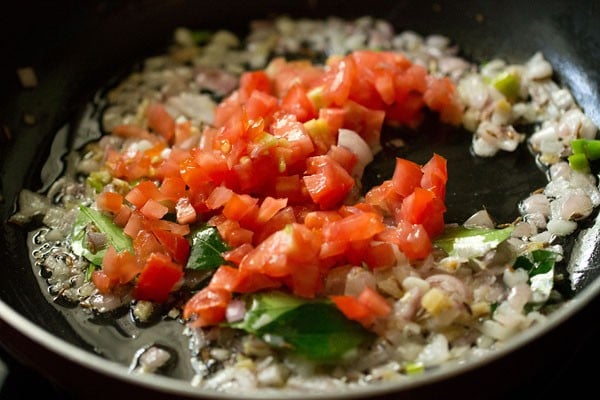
[206,185,234,210]
[391,158,423,198]
[208,265,241,292]
[398,187,446,237]
[125,180,162,209]
[322,55,357,107]
[330,295,374,327]
[134,252,184,303]
[331,286,391,327]
[102,245,142,285]
[421,152,448,200]
[96,191,123,214]
[91,270,114,294]
[303,154,355,209]
[96,49,461,327]
[113,204,132,227]
[159,176,187,202]
[239,70,272,98]
[133,229,164,263]
[280,84,317,122]
[256,196,288,224]
[151,227,190,265]
[140,198,169,220]
[222,193,259,222]
[357,287,392,317]
[377,222,432,260]
[183,287,231,327]
[239,223,321,297]
[322,211,385,242]
[147,103,175,142]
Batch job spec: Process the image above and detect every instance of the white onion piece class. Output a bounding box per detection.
[138,346,171,373]
[463,209,495,228]
[507,283,532,311]
[546,219,577,236]
[519,193,550,217]
[344,267,376,296]
[225,299,246,322]
[558,192,593,220]
[416,334,449,367]
[337,128,374,178]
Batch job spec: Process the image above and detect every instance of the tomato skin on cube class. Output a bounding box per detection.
[134,253,184,303]
[183,287,231,327]
[303,155,355,209]
[391,158,423,198]
[96,191,123,214]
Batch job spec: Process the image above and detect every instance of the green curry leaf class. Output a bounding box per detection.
[71,205,133,266]
[185,225,229,270]
[232,291,374,363]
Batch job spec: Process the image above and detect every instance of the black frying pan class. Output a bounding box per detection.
[1,0,600,399]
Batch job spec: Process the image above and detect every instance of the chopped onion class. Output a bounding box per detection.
[226,299,246,322]
[337,128,374,178]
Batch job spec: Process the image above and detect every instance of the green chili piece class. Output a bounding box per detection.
[568,153,590,172]
[492,70,520,99]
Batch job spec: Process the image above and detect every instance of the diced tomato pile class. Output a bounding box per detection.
[93,50,459,327]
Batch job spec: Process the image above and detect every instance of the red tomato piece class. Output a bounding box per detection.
[357,287,392,317]
[326,145,357,175]
[239,70,272,100]
[134,252,184,303]
[364,180,402,216]
[240,223,321,295]
[399,187,446,237]
[362,241,396,269]
[391,158,423,198]
[140,198,169,220]
[254,206,297,244]
[256,197,288,224]
[147,103,175,142]
[209,265,241,292]
[96,191,123,214]
[223,242,254,265]
[91,270,115,294]
[123,211,146,239]
[322,55,357,106]
[126,180,162,209]
[206,185,234,210]
[159,176,187,202]
[113,204,132,227]
[102,245,142,285]
[271,114,315,170]
[133,229,164,263]
[383,221,432,260]
[421,153,448,200]
[183,287,231,327]
[151,227,190,265]
[341,100,385,149]
[245,90,279,121]
[223,193,259,222]
[303,155,355,209]
[280,84,317,122]
[330,295,374,327]
[322,212,385,242]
